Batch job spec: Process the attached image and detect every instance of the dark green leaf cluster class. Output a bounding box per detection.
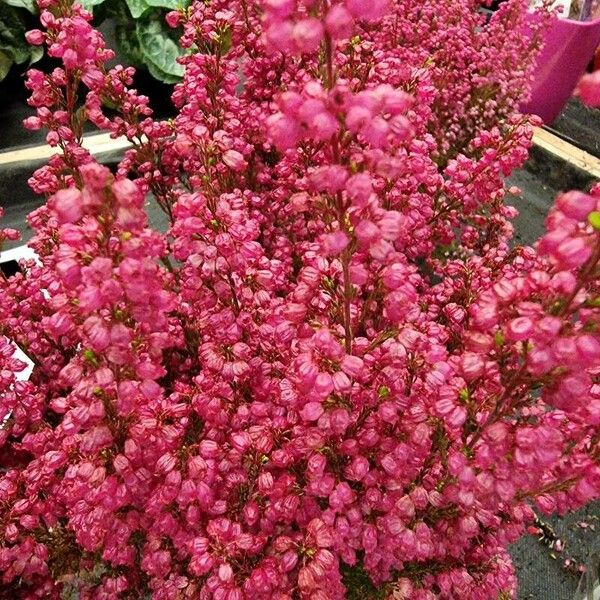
[85,0,189,83]
[0,0,42,82]
[4,0,190,84]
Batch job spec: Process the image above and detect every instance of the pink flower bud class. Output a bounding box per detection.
[267,113,301,150]
[577,71,600,107]
[354,220,381,245]
[345,172,373,206]
[265,20,295,53]
[23,116,42,130]
[556,191,596,221]
[345,0,390,22]
[378,210,405,240]
[222,149,246,171]
[218,563,234,583]
[300,401,324,421]
[346,105,372,133]
[322,231,349,256]
[165,10,180,28]
[281,550,299,572]
[325,5,354,39]
[576,334,600,365]
[25,29,45,45]
[265,0,296,19]
[556,236,592,269]
[231,431,252,453]
[362,116,389,148]
[506,317,534,342]
[309,165,348,193]
[293,18,324,53]
[382,89,412,115]
[340,355,364,378]
[314,372,334,397]
[51,188,84,224]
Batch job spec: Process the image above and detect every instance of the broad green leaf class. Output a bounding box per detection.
[0,49,13,80]
[1,0,36,13]
[125,0,149,18]
[78,0,107,9]
[145,59,182,84]
[136,16,184,80]
[0,42,29,64]
[0,4,29,64]
[145,0,190,8]
[115,22,145,68]
[29,44,43,64]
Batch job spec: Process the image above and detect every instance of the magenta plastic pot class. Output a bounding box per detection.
[520,15,600,124]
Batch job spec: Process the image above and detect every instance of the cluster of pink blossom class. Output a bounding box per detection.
[1,0,599,598]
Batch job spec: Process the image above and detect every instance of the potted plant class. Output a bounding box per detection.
[521,2,600,123]
[1,1,599,598]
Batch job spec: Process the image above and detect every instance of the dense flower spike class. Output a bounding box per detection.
[0,0,597,598]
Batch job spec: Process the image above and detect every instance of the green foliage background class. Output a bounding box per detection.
[0,0,190,84]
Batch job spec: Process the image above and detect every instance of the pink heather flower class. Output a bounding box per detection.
[322,231,349,256]
[309,165,348,193]
[222,149,247,171]
[577,71,600,107]
[165,10,181,28]
[345,172,373,206]
[265,20,295,52]
[266,113,301,149]
[506,316,534,341]
[325,5,354,39]
[362,116,390,148]
[556,191,597,221]
[576,334,600,365]
[309,111,340,141]
[382,89,412,115]
[25,28,45,45]
[2,1,599,598]
[556,236,593,268]
[300,401,324,421]
[345,0,390,22]
[346,105,372,133]
[293,18,324,53]
[23,116,42,130]
[50,188,84,223]
[340,355,364,378]
[264,0,296,19]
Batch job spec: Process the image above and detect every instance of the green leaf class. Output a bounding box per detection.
[78,0,107,9]
[136,16,185,81]
[0,4,29,64]
[1,0,36,13]
[125,0,150,18]
[0,49,13,81]
[145,59,182,84]
[115,22,145,68]
[588,211,600,230]
[29,44,43,64]
[145,0,190,8]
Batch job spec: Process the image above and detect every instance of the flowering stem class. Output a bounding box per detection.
[559,235,600,316]
[323,26,353,352]
[466,358,529,450]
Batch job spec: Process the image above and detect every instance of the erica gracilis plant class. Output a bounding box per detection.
[0,1,598,599]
